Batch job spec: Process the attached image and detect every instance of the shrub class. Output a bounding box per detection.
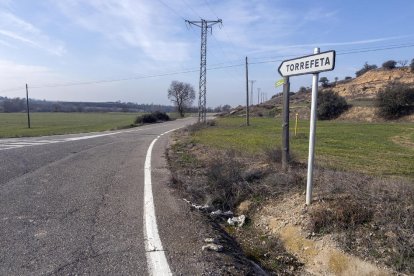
[317,90,349,120]
[135,111,170,124]
[344,76,352,80]
[205,150,250,210]
[135,114,157,124]
[263,146,282,163]
[298,86,307,93]
[355,62,377,77]
[152,111,170,121]
[382,60,397,70]
[319,77,329,88]
[376,82,414,119]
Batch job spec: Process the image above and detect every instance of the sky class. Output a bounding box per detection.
[0,0,413,107]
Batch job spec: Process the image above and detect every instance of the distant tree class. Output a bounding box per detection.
[334,77,338,83]
[167,80,196,117]
[3,97,25,112]
[298,86,307,93]
[397,60,408,67]
[382,60,397,70]
[410,58,414,72]
[319,77,329,88]
[376,82,414,119]
[317,90,348,120]
[355,62,377,77]
[344,76,352,80]
[222,104,231,112]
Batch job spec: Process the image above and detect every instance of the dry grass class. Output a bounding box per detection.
[168,122,414,274]
[308,170,414,273]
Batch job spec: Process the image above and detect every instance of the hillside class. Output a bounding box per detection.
[332,67,414,99]
[227,67,414,122]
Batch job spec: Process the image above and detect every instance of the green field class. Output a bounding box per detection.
[192,117,414,177]
[0,112,142,138]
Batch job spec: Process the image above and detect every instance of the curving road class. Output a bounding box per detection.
[0,118,220,275]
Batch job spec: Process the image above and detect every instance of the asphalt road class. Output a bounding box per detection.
[0,118,223,275]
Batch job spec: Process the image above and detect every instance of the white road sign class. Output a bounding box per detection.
[278,50,336,77]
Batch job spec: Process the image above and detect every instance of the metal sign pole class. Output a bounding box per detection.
[306,48,320,205]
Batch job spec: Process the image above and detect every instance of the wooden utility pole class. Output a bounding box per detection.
[250,80,256,105]
[26,83,31,129]
[245,56,250,126]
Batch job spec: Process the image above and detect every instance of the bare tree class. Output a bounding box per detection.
[168,81,195,117]
[397,60,408,67]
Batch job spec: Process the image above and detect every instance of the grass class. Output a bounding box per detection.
[0,112,143,138]
[192,117,414,177]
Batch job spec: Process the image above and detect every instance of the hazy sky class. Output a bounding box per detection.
[1,0,413,107]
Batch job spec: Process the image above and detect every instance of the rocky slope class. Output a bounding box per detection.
[226,67,414,121]
[332,67,414,100]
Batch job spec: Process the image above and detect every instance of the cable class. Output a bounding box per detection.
[180,0,202,19]
[337,43,414,55]
[203,0,240,59]
[155,0,186,21]
[249,42,414,61]
[1,43,413,93]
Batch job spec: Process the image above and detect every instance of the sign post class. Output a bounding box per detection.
[306,48,320,205]
[278,48,335,205]
[281,76,290,170]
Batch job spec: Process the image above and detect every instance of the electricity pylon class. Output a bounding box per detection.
[186,19,222,123]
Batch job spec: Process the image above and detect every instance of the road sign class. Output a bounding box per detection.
[275,79,285,87]
[278,50,335,77]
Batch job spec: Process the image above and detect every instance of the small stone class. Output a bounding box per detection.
[204,238,218,244]
[227,215,246,227]
[202,243,223,252]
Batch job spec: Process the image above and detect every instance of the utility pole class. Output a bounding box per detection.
[245,56,249,126]
[257,88,261,105]
[25,83,31,129]
[250,80,256,106]
[186,19,222,123]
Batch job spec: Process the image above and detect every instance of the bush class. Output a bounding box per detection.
[135,111,170,124]
[319,77,329,88]
[152,111,170,121]
[382,60,397,70]
[317,90,349,120]
[309,201,373,233]
[376,82,414,119]
[344,76,352,80]
[355,62,377,77]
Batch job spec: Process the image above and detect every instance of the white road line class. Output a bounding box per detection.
[143,128,177,276]
[0,124,164,151]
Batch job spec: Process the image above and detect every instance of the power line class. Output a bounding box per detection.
[181,0,202,19]
[155,0,186,20]
[203,0,240,59]
[1,42,413,94]
[337,43,414,55]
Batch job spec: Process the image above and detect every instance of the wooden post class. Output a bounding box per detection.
[282,77,290,170]
[245,56,249,126]
[26,84,31,129]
